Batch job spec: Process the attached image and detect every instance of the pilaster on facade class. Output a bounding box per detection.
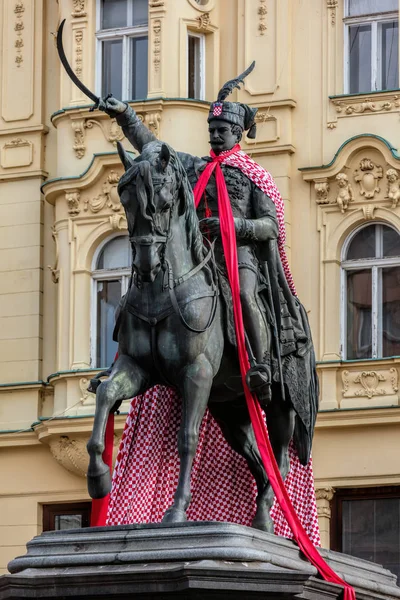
[315,487,335,549]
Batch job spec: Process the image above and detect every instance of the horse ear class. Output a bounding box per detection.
[160,143,170,172]
[117,141,135,171]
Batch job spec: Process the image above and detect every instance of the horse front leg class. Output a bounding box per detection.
[87,354,147,499]
[162,353,213,523]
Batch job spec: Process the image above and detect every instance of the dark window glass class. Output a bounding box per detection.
[96,280,120,367]
[188,35,202,99]
[349,24,372,93]
[97,236,131,270]
[348,0,398,17]
[383,225,400,257]
[381,21,399,90]
[382,266,400,357]
[346,269,372,359]
[102,0,128,29]
[132,0,148,25]
[332,489,400,585]
[347,226,376,260]
[42,503,91,532]
[102,39,123,98]
[130,36,148,99]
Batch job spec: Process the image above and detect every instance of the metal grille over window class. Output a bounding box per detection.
[342,223,400,360]
[345,0,399,93]
[92,235,131,368]
[97,0,148,101]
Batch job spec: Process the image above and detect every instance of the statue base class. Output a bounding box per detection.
[1,522,399,599]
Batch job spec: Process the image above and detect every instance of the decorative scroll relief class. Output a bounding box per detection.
[342,368,399,400]
[71,112,160,159]
[246,111,279,144]
[48,433,120,478]
[327,0,338,26]
[83,171,121,213]
[0,138,33,168]
[74,29,83,81]
[66,190,81,215]
[354,158,383,200]
[196,12,211,30]
[243,0,276,96]
[72,0,87,18]
[14,2,25,67]
[315,487,334,519]
[258,0,267,35]
[48,226,60,284]
[1,0,34,121]
[314,179,330,205]
[332,94,400,116]
[153,20,161,73]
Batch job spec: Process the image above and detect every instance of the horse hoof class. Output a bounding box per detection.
[87,467,112,500]
[162,507,188,524]
[251,517,275,534]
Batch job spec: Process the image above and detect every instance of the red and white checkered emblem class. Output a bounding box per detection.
[212,102,223,116]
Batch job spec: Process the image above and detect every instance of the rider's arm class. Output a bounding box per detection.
[116,104,156,153]
[235,186,279,242]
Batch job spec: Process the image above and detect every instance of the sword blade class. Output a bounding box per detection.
[56,19,100,105]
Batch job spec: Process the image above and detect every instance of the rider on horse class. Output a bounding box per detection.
[99,63,318,465]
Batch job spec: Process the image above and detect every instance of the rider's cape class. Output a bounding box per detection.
[186,147,319,467]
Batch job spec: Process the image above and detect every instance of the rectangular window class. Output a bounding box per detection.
[345,0,399,93]
[96,0,148,101]
[331,488,400,584]
[42,503,91,532]
[188,33,205,100]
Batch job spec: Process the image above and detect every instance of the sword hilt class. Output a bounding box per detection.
[90,92,112,113]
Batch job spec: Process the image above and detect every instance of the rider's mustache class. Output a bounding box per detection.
[208,139,224,145]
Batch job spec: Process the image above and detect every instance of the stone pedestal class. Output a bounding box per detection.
[0,522,399,599]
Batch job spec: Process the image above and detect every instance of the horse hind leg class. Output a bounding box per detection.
[162,353,213,524]
[208,400,275,534]
[252,398,296,531]
[87,354,147,499]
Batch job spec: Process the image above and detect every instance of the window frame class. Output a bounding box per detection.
[95,0,149,101]
[341,223,400,359]
[331,486,400,572]
[42,502,91,532]
[91,233,131,368]
[187,31,206,100]
[343,0,399,94]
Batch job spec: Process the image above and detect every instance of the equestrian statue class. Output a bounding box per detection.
[56,21,318,533]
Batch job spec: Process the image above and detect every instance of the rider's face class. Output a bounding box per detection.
[208,119,238,154]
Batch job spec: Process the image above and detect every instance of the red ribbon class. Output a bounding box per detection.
[90,409,114,527]
[193,147,355,600]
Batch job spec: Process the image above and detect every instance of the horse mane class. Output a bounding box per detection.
[140,142,206,265]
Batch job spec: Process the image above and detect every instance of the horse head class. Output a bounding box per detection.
[117,141,180,283]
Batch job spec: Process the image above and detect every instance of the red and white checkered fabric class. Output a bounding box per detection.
[107,385,321,547]
[221,150,297,296]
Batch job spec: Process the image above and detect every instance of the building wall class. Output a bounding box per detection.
[0,0,399,572]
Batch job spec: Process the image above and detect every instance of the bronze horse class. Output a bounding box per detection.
[87,140,307,532]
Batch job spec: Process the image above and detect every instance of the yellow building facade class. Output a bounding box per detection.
[0,0,399,579]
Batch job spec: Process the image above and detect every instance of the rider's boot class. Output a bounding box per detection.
[245,363,272,406]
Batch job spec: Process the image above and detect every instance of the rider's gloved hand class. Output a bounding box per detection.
[98,96,128,118]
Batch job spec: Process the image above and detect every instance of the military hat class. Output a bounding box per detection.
[208,61,258,139]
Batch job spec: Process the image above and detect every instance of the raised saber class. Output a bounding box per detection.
[56,19,110,111]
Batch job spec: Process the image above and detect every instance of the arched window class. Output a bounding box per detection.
[342,223,400,359]
[92,235,131,368]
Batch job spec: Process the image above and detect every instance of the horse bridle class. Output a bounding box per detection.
[128,173,218,334]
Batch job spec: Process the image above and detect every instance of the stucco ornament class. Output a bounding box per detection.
[334,172,354,213]
[354,158,383,200]
[386,168,400,209]
[84,170,121,213]
[314,180,330,204]
[342,368,398,400]
[66,190,81,215]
